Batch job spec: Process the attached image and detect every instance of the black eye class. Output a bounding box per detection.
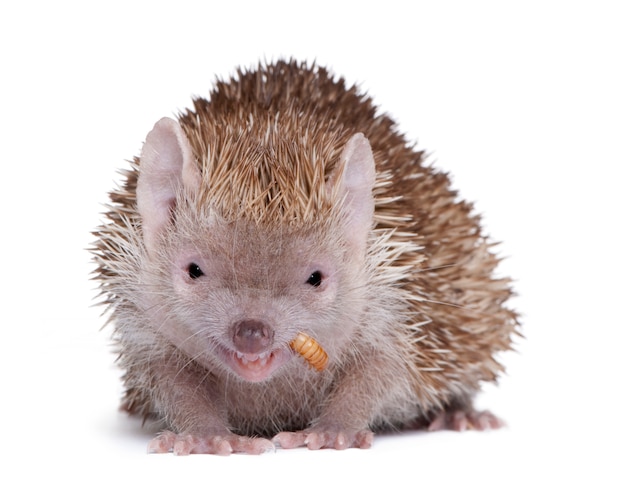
[306,270,323,288]
[187,263,204,280]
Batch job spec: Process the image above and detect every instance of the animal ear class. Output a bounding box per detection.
[327,133,376,255]
[136,117,200,254]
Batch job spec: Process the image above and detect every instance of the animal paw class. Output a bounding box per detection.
[273,428,374,450]
[147,430,275,455]
[427,409,504,432]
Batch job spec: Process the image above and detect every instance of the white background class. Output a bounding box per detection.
[1,1,624,494]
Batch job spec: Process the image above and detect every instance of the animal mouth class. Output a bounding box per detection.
[223,348,292,382]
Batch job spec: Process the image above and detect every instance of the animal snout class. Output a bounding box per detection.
[231,319,274,354]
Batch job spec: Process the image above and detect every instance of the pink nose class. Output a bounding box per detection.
[231,319,273,354]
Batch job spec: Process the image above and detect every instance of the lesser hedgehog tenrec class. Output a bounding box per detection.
[92,60,519,454]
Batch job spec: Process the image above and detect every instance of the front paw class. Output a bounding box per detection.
[273,428,374,450]
[148,430,275,455]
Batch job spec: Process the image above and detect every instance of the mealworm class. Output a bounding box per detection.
[290,332,328,371]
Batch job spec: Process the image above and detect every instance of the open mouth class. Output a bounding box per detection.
[222,347,293,382]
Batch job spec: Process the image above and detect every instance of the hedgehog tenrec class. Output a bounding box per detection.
[92,60,519,455]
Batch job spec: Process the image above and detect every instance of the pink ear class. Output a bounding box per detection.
[136,117,200,254]
[327,133,376,254]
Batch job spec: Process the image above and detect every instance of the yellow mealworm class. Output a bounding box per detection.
[290,332,328,371]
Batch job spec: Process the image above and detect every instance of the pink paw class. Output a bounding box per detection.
[148,430,275,455]
[273,428,374,450]
[427,409,504,432]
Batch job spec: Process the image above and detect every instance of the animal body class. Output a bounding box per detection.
[92,60,519,455]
